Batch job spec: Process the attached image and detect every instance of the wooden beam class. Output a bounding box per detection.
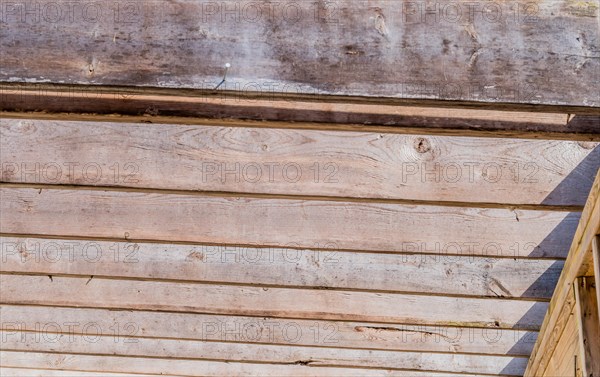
[0,368,168,377]
[0,305,538,356]
[0,186,580,258]
[1,331,529,375]
[0,1,598,107]
[541,309,582,377]
[526,170,600,376]
[2,118,598,206]
[0,351,505,377]
[574,277,600,377]
[0,274,548,330]
[0,108,600,142]
[593,236,600,318]
[0,236,563,299]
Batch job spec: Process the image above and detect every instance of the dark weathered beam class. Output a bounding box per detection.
[1,84,600,140]
[0,1,598,107]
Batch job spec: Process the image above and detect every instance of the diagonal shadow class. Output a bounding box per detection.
[541,144,600,206]
[503,147,599,374]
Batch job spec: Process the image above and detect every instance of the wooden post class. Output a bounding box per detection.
[593,236,600,319]
[574,276,600,377]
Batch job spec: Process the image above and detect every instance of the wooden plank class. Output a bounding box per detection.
[0,236,564,299]
[574,277,600,377]
[0,187,580,258]
[0,274,548,330]
[0,1,598,107]
[1,331,528,375]
[1,119,598,206]
[593,236,600,317]
[0,305,538,356]
[2,109,600,143]
[527,285,577,377]
[0,368,170,377]
[0,351,507,377]
[526,170,600,376]
[542,311,580,377]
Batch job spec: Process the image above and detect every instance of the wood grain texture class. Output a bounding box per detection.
[526,170,600,376]
[541,311,581,377]
[526,285,577,377]
[1,331,529,375]
[593,236,600,318]
[2,109,599,144]
[574,277,600,377]
[1,118,598,206]
[0,236,564,299]
[1,86,599,138]
[0,368,169,377]
[0,351,505,377]
[0,305,538,356]
[0,274,548,330]
[0,1,598,107]
[0,187,580,258]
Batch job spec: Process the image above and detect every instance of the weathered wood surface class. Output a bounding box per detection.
[0,1,598,107]
[0,275,548,330]
[525,286,577,377]
[594,236,600,317]
[0,351,502,377]
[1,118,598,206]
[526,170,600,376]
[0,305,538,356]
[0,187,580,258]
[0,236,563,299]
[541,310,581,377]
[0,368,167,377]
[574,277,600,377]
[1,332,529,375]
[1,87,599,139]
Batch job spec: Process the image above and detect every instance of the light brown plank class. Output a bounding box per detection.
[0,275,548,330]
[2,87,600,140]
[526,170,600,376]
[593,236,600,318]
[1,119,598,206]
[1,331,528,375]
[0,187,580,258]
[542,311,581,377]
[0,351,504,377]
[0,1,598,107]
[2,108,599,144]
[0,236,564,299]
[574,277,600,377]
[0,368,170,377]
[0,305,537,356]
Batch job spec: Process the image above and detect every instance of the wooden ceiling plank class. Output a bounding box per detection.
[0,350,512,377]
[0,236,564,300]
[0,368,173,377]
[2,110,598,142]
[0,305,537,356]
[0,274,548,330]
[2,118,598,206]
[1,331,529,375]
[0,187,580,259]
